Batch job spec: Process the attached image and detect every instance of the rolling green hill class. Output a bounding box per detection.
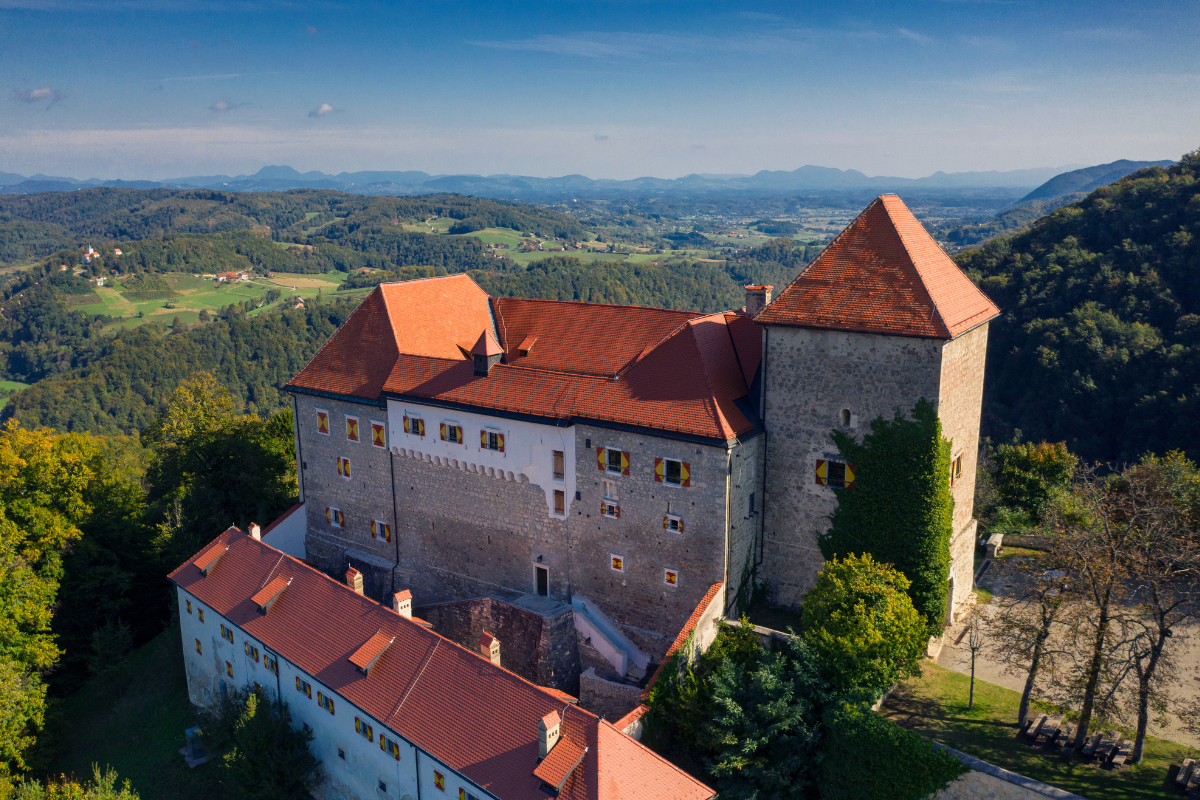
[955,151,1200,461]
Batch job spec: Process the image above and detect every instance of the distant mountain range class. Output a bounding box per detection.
[1018,159,1175,204]
[0,162,1094,199]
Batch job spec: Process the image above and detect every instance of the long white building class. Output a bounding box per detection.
[170,524,713,800]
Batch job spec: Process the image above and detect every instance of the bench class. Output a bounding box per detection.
[1110,741,1131,768]
[1023,713,1049,740]
[1081,731,1103,757]
[1095,730,1120,762]
[1053,722,1074,749]
[1177,758,1195,787]
[1036,714,1064,743]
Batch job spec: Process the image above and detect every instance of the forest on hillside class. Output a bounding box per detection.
[956,150,1200,462]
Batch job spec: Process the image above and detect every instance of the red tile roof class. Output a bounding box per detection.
[755,195,999,339]
[534,739,588,791]
[169,529,714,800]
[472,330,503,357]
[348,631,394,673]
[287,277,761,442]
[250,576,290,612]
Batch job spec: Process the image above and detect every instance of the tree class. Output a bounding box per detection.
[201,685,322,800]
[820,399,954,632]
[800,554,928,699]
[4,765,139,800]
[1115,453,1200,763]
[145,374,296,569]
[993,441,1076,519]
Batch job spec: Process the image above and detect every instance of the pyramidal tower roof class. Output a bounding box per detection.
[755,194,1000,339]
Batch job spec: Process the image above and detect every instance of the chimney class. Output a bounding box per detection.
[538,710,561,760]
[248,522,261,540]
[346,567,363,595]
[479,631,501,667]
[744,285,773,316]
[471,330,504,377]
[393,589,412,619]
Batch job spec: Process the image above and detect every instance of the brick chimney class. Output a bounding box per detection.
[479,631,501,667]
[393,589,412,619]
[744,285,773,316]
[248,522,261,540]
[538,710,561,759]
[346,567,363,595]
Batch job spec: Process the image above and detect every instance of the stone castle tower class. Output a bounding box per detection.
[754,195,999,619]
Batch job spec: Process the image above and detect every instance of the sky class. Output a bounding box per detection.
[0,0,1197,180]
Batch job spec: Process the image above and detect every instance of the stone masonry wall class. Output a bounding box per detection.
[578,668,645,722]
[759,326,944,608]
[727,434,763,615]
[939,324,991,619]
[567,424,732,660]
[416,596,580,693]
[294,392,399,601]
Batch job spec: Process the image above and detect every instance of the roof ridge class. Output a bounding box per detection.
[287,287,395,387]
[877,197,950,338]
[493,295,705,316]
[612,315,697,379]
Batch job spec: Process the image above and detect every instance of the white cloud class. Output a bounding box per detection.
[308,103,336,117]
[210,99,252,112]
[11,86,65,108]
[897,28,933,45]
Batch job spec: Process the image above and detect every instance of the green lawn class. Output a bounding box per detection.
[0,379,30,411]
[883,662,1194,800]
[41,626,226,800]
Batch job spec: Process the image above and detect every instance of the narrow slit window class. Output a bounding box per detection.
[553,490,565,515]
[552,450,564,481]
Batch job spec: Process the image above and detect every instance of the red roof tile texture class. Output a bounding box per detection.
[755,195,999,339]
[287,277,760,442]
[169,529,713,800]
[348,631,394,672]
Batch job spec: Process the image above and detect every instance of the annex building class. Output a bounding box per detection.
[256,193,998,697]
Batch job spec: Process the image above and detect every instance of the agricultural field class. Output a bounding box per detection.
[67,270,359,328]
[0,379,30,411]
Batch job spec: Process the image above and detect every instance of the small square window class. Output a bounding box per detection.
[816,459,855,489]
[337,456,352,479]
[481,430,504,452]
[371,519,392,542]
[316,408,330,436]
[553,490,565,515]
[198,608,204,623]
[326,507,344,528]
[186,600,192,614]
[601,500,619,519]
[664,568,679,587]
[404,416,426,437]
[603,447,627,474]
[346,416,359,442]
[195,638,202,655]
[552,450,565,481]
[950,453,964,486]
[434,771,445,791]
[610,554,624,572]
[663,514,684,533]
[379,780,388,793]
[441,423,463,444]
[656,458,690,487]
[338,747,345,760]
[371,420,387,448]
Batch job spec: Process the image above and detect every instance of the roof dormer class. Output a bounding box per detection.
[472,330,503,376]
[348,631,394,675]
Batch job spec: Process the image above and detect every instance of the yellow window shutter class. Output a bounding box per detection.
[620,451,629,475]
[680,462,690,487]
[597,448,605,471]
[815,459,827,485]
[654,457,664,482]
[481,430,488,447]
[440,423,446,440]
[403,416,410,434]
[846,464,856,489]
[498,433,505,452]
[456,425,463,443]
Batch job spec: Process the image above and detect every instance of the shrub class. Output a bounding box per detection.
[993,441,1076,518]
[801,555,928,699]
[4,765,139,799]
[818,700,965,800]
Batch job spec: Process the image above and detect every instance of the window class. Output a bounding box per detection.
[338,747,345,760]
[598,447,629,475]
[371,420,386,448]
[345,416,359,442]
[403,415,425,437]
[480,430,505,452]
[434,771,446,791]
[316,408,330,435]
[552,450,565,480]
[244,642,259,662]
[553,490,565,515]
[381,734,401,760]
[296,677,312,699]
[841,408,852,427]
[226,661,233,678]
[610,554,624,572]
[534,565,549,597]
[601,500,619,518]
[655,457,691,487]
[337,456,352,479]
[195,638,202,655]
[198,608,204,623]
[440,423,464,444]
[355,716,374,741]
[748,492,756,516]
[815,459,855,489]
[602,479,616,499]
[186,600,192,614]
[379,780,388,793]
[664,568,679,587]
[950,453,964,486]
[317,692,335,714]
[264,654,278,675]
[220,624,234,643]
[326,507,344,528]
[370,519,392,543]
[663,514,684,533]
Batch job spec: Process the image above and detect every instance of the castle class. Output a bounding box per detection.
[277,194,999,693]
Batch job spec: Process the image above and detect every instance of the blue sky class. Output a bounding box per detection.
[1,0,1196,179]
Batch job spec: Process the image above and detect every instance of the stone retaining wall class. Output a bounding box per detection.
[579,667,645,722]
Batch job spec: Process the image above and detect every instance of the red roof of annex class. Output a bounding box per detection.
[168,528,714,800]
[755,194,1000,338]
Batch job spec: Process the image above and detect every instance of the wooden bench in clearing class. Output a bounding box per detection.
[1053,722,1074,748]
[1177,758,1195,787]
[1081,731,1104,757]
[1036,714,1064,743]
[1095,730,1121,762]
[1110,741,1131,768]
[1023,713,1049,740]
